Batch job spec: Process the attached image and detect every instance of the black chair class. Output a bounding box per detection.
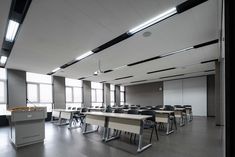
[153,105,163,110]
[164,105,174,111]
[114,108,124,113]
[73,108,87,126]
[123,105,129,109]
[139,106,147,110]
[67,107,71,110]
[72,107,76,110]
[130,106,138,110]
[140,110,159,142]
[105,105,112,113]
[127,109,139,115]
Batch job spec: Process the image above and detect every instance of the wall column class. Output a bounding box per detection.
[7,69,26,108]
[53,76,66,109]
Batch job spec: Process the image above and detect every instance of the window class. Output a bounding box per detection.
[0,68,7,115]
[120,86,125,105]
[65,78,83,109]
[91,82,103,107]
[110,84,115,106]
[26,72,52,112]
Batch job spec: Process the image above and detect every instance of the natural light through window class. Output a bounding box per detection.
[65,78,83,109]
[0,68,7,115]
[26,72,52,112]
[91,82,103,107]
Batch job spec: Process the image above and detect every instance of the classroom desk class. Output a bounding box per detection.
[52,109,80,129]
[83,112,152,153]
[155,110,176,135]
[174,108,186,126]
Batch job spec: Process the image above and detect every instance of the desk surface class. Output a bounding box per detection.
[85,112,151,120]
[155,110,174,114]
[53,109,78,112]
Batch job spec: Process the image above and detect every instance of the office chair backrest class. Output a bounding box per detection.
[72,107,76,110]
[140,110,156,122]
[140,106,147,110]
[164,105,174,111]
[127,109,139,115]
[114,108,124,113]
[67,107,71,110]
[130,106,138,110]
[123,105,129,109]
[154,105,163,110]
[183,105,191,108]
[81,108,88,112]
[105,105,112,113]
[174,105,183,108]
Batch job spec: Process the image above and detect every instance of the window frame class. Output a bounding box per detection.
[120,86,125,105]
[91,82,103,107]
[0,80,7,104]
[27,82,53,104]
[110,84,115,106]
[65,85,83,103]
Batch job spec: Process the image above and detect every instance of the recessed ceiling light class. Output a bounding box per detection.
[76,51,93,61]
[5,20,20,42]
[52,67,61,73]
[0,56,7,64]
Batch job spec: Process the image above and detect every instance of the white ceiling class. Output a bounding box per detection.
[2,0,220,85]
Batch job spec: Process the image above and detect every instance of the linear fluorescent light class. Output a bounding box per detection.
[6,20,20,42]
[160,47,194,58]
[76,51,93,61]
[113,65,127,70]
[128,7,177,34]
[0,56,7,64]
[52,67,61,73]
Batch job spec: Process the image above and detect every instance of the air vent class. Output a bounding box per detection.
[204,69,215,72]
[115,76,133,80]
[60,60,78,69]
[194,39,219,49]
[130,80,147,83]
[147,67,176,74]
[103,70,113,73]
[92,33,132,53]
[176,0,208,13]
[47,72,55,75]
[201,59,218,64]
[78,77,86,80]
[160,74,184,79]
[128,56,161,66]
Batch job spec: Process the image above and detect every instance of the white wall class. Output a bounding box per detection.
[164,76,207,116]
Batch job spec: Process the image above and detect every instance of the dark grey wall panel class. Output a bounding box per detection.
[7,69,26,108]
[215,61,221,125]
[83,81,91,107]
[104,83,110,106]
[207,75,215,117]
[126,82,163,106]
[115,86,120,106]
[53,76,65,109]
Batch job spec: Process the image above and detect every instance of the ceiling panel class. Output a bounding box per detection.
[4,0,220,85]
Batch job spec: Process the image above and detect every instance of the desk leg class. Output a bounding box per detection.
[105,128,120,142]
[137,120,152,153]
[166,120,174,135]
[82,123,99,134]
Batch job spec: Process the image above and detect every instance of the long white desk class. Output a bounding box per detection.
[83,112,152,153]
[52,109,80,129]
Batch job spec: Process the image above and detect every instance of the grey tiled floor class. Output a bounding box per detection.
[0,117,224,157]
